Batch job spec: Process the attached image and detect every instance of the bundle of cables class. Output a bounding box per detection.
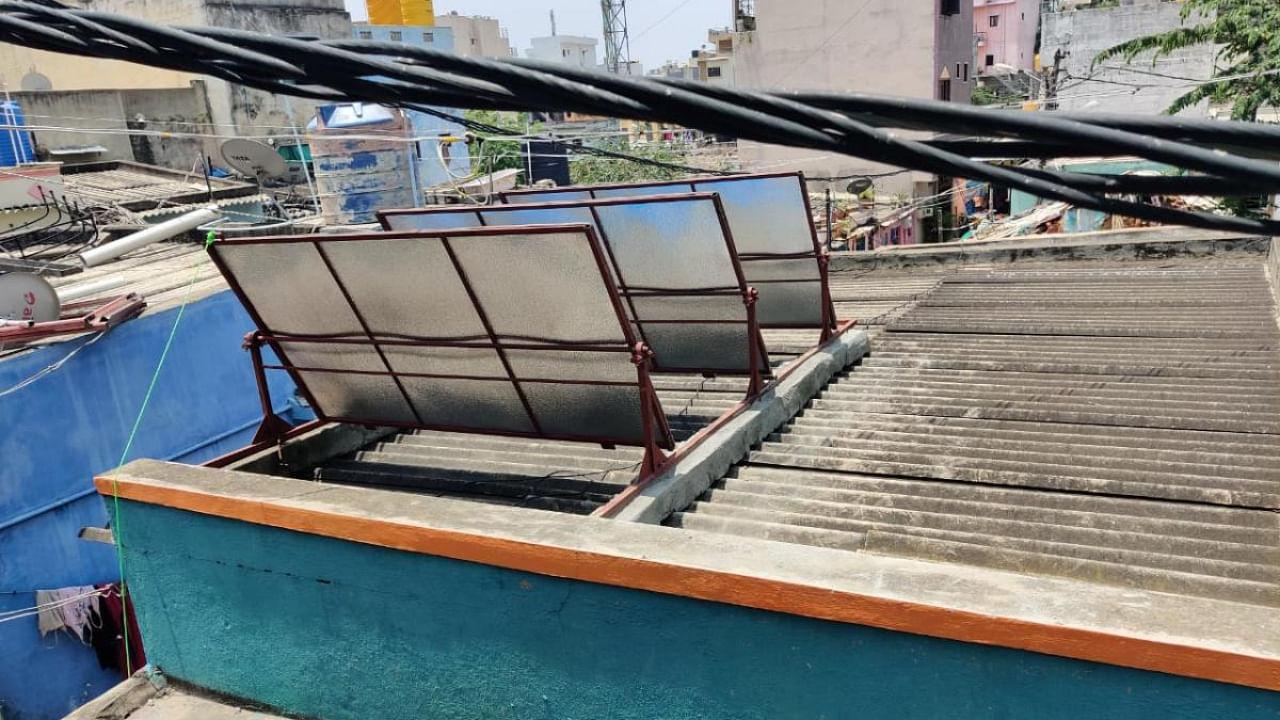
[3,0,1280,233]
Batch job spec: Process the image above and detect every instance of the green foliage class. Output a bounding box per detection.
[463,109,528,173]
[970,85,1002,106]
[1092,0,1280,120]
[570,141,704,185]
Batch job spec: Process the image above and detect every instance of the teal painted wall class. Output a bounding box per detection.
[1010,159,1178,217]
[111,502,1280,720]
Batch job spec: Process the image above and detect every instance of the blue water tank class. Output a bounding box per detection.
[0,101,35,167]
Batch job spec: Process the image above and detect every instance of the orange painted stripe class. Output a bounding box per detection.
[96,475,1280,692]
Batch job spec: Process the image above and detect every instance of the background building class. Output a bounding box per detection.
[434,11,514,58]
[731,0,974,195]
[527,34,600,69]
[1041,0,1216,115]
[974,0,1040,73]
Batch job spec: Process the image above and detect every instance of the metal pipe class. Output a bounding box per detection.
[79,207,219,267]
[56,276,126,302]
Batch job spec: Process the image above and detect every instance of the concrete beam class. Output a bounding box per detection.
[610,329,870,524]
[830,228,1269,272]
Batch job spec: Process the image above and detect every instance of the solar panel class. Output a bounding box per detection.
[501,172,835,334]
[208,225,674,453]
[378,193,769,390]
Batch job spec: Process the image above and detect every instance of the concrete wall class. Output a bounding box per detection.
[13,84,219,171]
[733,0,973,196]
[110,500,1280,720]
[434,13,513,58]
[1041,0,1217,115]
[201,0,354,135]
[0,292,299,720]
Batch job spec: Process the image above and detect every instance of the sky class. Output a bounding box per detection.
[342,0,731,70]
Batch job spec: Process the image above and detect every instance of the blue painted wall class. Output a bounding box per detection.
[0,289,301,720]
[354,24,472,190]
[114,502,1280,720]
[1011,159,1178,216]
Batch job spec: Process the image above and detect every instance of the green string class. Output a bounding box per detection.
[109,231,216,676]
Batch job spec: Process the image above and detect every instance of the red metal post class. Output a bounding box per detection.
[244,332,293,445]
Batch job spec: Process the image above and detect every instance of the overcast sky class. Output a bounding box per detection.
[343,0,731,70]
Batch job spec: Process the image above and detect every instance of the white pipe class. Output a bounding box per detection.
[79,207,220,267]
[57,276,126,302]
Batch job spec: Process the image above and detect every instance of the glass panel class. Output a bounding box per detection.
[739,257,821,282]
[276,341,387,373]
[297,370,417,424]
[628,293,746,322]
[380,344,507,378]
[505,348,636,383]
[479,205,596,230]
[320,237,488,339]
[640,323,752,372]
[380,210,484,231]
[504,189,592,204]
[400,377,536,434]
[522,383,646,441]
[591,183,693,199]
[214,242,362,336]
[753,281,825,327]
[691,176,817,255]
[592,199,739,289]
[450,231,629,345]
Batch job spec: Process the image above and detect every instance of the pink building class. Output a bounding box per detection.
[974,0,1040,74]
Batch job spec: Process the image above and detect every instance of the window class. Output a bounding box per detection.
[707,66,722,78]
[989,15,1000,28]
[938,78,951,102]
[963,62,969,82]
[357,30,372,39]
[422,32,434,43]
[389,30,402,41]
[470,37,477,46]
[562,49,570,57]
[957,62,969,82]
[985,54,995,66]
[940,0,960,15]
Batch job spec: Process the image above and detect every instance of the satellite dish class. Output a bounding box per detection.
[220,139,288,181]
[846,177,874,195]
[0,272,60,323]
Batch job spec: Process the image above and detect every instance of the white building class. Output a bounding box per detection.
[527,35,599,69]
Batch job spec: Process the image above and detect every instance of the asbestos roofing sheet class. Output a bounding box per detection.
[209,225,665,447]
[379,194,765,376]
[499,172,828,328]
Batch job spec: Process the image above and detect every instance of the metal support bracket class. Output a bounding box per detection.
[244,332,293,445]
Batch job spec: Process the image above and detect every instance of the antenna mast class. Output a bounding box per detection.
[601,0,632,74]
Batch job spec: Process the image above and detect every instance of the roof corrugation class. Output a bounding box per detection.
[672,257,1280,607]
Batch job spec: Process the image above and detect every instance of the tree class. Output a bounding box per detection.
[1092,0,1280,120]
[570,141,717,185]
[463,109,529,173]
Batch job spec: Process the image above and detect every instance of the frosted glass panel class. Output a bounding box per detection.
[276,341,387,373]
[381,344,507,378]
[479,206,595,229]
[593,201,739,289]
[753,282,825,326]
[214,242,362,336]
[380,210,484,231]
[522,383,645,439]
[692,176,815,254]
[450,231,629,344]
[505,349,636,383]
[504,189,592,204]
[321,237,488,339]
[297,370,417,424]
[400,376,536,433]
[591,184,693,199]
[640,324,752,372]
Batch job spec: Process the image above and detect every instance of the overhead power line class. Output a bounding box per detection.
[2,2,1280,233]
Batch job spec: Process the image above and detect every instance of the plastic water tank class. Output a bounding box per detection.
[0,101,35,167]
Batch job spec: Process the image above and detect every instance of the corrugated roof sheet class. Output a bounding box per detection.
[672,255,1280,607]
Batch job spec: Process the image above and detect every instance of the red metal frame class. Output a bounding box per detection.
[208,224,676,473]
[378,192,771,396]
[593,318,858,519]
[500,171,838,339]
[0,293,146,345]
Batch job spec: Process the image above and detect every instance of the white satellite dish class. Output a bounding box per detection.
[220,138,289,181]
[0,272,60,323]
